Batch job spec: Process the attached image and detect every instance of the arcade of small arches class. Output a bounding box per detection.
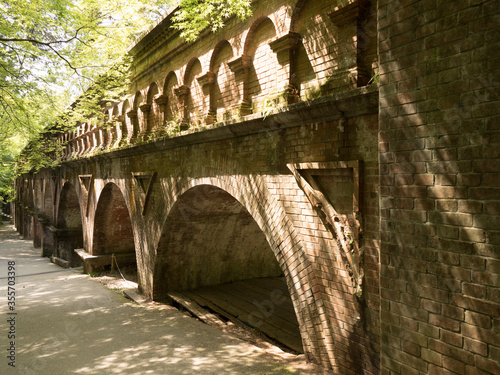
[56,0,374,161]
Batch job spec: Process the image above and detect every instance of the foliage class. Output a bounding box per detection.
[62,56,133,128]
[172,0,252,42]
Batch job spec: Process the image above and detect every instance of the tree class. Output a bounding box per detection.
[1,0,252,196]
[173,0,252,41]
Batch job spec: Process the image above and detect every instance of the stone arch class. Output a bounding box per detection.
[154,184,284,293]
[289,0,309,33]
[209,40,235,122]
[133,91,144,139]
[153,183,308,353]
[243,17,280,111]
[243,16,277,57]
[55,182,83,267]
[57,183,82,231]
[92,182,135,261]
[163,71,179,123]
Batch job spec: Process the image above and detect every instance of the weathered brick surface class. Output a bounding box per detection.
[13,0,500,373]
[379,0,500,374]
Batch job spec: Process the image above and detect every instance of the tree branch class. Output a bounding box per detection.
[0,26,89,47]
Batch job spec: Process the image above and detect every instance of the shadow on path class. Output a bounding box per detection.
[0,224,330,374]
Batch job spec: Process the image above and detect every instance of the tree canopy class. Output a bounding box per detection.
[172,0,251,42]
[0,0,252,200]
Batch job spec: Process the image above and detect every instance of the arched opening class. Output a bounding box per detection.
[163,72,179,123]
[92,183,137,271]
[132,92,143,140]
[246,17,279,111]
[210,40,235,121]
[122,99,132,142]
[55,182,83,267]
[154,185,303,354]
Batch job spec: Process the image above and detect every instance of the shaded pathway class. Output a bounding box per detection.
[0,224,329,374]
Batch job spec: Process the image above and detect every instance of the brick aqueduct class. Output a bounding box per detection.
[12,0,500,374]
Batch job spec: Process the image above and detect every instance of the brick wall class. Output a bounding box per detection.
[117,108,380,373]
[14,0,500,373]
[378,0,500,373]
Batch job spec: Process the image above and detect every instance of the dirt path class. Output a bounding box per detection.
[0,223,330,374]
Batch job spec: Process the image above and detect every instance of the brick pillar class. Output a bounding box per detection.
[41,224,55,257]
[269,31,302,104]
[197,71,216,124]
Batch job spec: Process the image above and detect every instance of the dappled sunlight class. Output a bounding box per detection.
[0,249,43,259]
[6,0,382,371]
[377,0,500,373]
[0,227,325,374]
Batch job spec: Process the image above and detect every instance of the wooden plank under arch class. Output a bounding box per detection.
[168,277,303,354]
